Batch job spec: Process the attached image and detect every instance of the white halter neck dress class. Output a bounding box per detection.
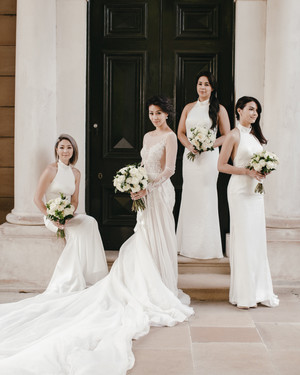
[228,123,279,308]
[177,99,223,259]
[44,159,108,293]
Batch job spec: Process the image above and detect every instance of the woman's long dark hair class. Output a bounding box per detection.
[195,71,219,130]
[146,95,174,125]
[235,96,267,145]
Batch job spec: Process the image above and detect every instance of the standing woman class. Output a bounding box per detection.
[34,134,108,293]
[218,96,279,308]
[177,71,230,259]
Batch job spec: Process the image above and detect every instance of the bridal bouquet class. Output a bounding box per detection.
[113,164,148,211]
[187,125,216,161]
[246,150,279,194]
[46,193,75,238]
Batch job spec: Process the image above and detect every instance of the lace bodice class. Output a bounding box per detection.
[141,131,177,192]
[45,160,75,202]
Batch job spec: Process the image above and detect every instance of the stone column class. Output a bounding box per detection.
[234,0,267,104]
[263,0,300,228]
[6,0,87,225]
[0,0,88,290]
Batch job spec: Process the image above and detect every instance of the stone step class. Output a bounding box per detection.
[106,251,230,275]
[178,273,230,301]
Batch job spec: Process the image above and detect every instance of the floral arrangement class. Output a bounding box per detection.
[46,193,75,238]
[113,164,148,211]
[247,150,279,194]
[187,126,216,161]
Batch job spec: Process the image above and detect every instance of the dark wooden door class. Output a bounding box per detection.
[87,0,234,250]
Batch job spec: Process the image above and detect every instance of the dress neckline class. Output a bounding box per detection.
[147,130,173,138]
[237,122,252,134]
[198,98,210,106]
[58,159,71,170]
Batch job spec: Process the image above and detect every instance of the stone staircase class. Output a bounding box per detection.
[1,222,300,301]
[107,251,231,301]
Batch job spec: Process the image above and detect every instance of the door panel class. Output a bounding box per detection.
[87,0,234,250]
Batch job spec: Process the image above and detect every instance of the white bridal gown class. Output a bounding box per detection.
[228,122,279,308]
[177,99,223,259]
[0,131,193,375]
[44,159,108,293]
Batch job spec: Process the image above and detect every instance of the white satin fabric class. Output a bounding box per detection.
[0,131,193,374]
[228,123,279,308]
[177,100,223,259]
[44,159,108,293]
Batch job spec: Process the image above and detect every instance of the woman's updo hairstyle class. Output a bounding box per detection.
[146,95,174,125]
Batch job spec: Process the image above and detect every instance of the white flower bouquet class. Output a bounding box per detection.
[46,193,75,238]
[187,126,216,161]
[247,150,279,194]
[113,164,148,212]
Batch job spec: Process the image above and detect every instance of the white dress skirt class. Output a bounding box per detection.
[228,123,279,308]
[0,132,193,375]
[177,99,223,259]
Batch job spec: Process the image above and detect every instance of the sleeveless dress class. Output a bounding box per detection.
[44,159,108,293]
[177,99,223,259]
[228,123,279,308]
[0,132,193,375]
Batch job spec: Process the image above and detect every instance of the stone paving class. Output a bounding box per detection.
[1,286,300,375]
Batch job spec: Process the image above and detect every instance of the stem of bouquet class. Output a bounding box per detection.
[131,198,146,212]
[57,228,66,238]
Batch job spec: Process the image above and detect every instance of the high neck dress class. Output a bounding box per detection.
[44,159,108,293]
[228,122,279,308]
[177,99,223,259]
[0,132,193,374]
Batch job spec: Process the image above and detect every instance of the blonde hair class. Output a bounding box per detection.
[54,134,79,165]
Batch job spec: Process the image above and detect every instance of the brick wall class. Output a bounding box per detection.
[0,0,16,223]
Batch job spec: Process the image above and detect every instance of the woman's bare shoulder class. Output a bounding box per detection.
[71,167,81,179]
[184,101,197,112]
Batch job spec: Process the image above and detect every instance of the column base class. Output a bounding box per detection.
[6,212,44,225]
[0,222,64,291]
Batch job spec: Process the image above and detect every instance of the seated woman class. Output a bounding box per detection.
[34,134,108,293]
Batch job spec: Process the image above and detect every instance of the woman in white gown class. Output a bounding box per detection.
[177,71,230,259]
[218,96,279,309]
[34,134,108,293]
[0,97,193,374]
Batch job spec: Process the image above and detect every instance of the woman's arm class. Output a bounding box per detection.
[71,168,81,212]
[33,164,57,216]
[218,130,264,180]
[177,103,197,154]
[214,104,231,148]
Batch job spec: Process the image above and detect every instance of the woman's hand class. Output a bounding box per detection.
[187,143,198,154]
[52,221,65,230]
[131,190,147,201]
[245,169,265,181]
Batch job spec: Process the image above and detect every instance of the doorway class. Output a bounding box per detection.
[87,0,234,250]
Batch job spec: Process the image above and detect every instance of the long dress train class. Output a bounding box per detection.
[44,159,108,293]
[0,131,193,374]
[177,99,223,259]
[228,122,279,308]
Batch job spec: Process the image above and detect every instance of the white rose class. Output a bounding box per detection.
[64,207,74,217]
[259,159,266,168]
[130,167,139,177]
[130,177,139,186]
[253,163,262,172]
